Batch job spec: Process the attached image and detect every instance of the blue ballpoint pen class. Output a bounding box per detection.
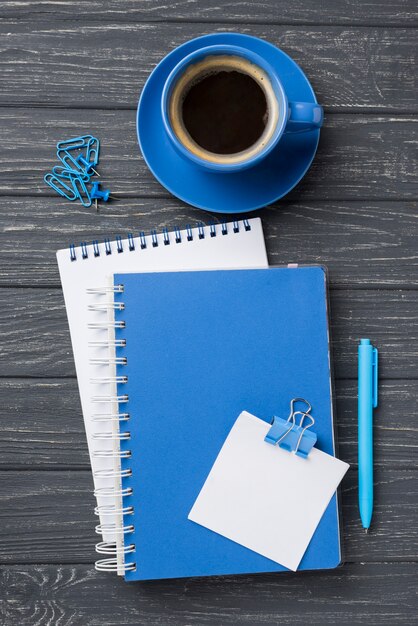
[358,338,378,533]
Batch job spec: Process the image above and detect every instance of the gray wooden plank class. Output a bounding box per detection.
[0,469,416,565]
[1,287,417,379]
[0,0,416,26]
[2,563,417,626]
[1,24,416,111]
[2,198,417,288]
[0,379,88,469]
[0,378,416,470]
[0,110,417,200]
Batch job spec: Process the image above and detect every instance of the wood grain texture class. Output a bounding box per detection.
[0,469,416,564]
[1,288,417,378]
[2,199,418,288]
[1,0,417,25]
[1,563,417,626]
[1,378,416,470]
[0,379,87,469]
[1,23,416,111]
[1,109,417,199]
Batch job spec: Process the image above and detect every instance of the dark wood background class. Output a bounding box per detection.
[1,1,417,624]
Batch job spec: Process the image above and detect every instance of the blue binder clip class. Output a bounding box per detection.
[264,398,317,459]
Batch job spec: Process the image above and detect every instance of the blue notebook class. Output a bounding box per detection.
[113,266,341,581]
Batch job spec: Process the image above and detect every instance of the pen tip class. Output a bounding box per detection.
[364,528,369,534]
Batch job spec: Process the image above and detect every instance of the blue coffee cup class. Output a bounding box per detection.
[161,44,323,174]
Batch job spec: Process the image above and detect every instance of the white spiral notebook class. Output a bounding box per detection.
[56,218,268,572]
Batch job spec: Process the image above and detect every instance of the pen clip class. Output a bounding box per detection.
[372,348,378,408]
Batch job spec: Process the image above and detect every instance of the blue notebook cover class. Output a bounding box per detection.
[114,267,341,581]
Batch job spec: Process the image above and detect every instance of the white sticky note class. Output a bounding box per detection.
[189,411,349,571]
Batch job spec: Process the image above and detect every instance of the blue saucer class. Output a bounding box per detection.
[137,33,320,214]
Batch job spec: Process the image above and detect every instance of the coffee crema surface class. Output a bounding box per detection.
[169,55,279,165]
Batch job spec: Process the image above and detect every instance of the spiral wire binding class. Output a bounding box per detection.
[88,321,125,330]
[94,486,133,498]
[83,222,252,575]
[87,285,124,295]
[90,376,128,384]
[95,504,134,516]
[91,394,128,403]
[93,449,131,459]
[92,430,131,440]
[94,467,132,479]
[96,542,135,555]
[88,302,125,312]
[95,523,134,536]
[90,357,127,365]
[68,221,252,261]
[91,412,129,422]
[88,339,126,348]
[87,280,135,574]
[95,558,136,572]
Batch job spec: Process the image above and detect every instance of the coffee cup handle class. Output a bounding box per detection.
[285,102,323,133]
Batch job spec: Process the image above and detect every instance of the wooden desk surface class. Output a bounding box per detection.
[1,2,417,624]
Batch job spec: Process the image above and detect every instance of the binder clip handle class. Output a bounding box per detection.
[290,397,312,417]
[264,398,317,459]
[294,412,315,457]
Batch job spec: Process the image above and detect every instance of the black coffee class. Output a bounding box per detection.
[181,70,268,155]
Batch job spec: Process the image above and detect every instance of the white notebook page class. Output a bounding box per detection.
[189,411,349,572]
[56,219,268,548]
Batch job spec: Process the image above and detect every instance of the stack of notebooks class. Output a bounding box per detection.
[57,218,348,582]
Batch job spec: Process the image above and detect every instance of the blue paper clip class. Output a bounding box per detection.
[265,398,317,459]
[86,137,100,166]
[57,137,100,177]
[56,135,94,151]
[52,165,90,182]
[69,172,92,208]
[46,135,103,208]
[57,148,87,174]
[44,172,77,201]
